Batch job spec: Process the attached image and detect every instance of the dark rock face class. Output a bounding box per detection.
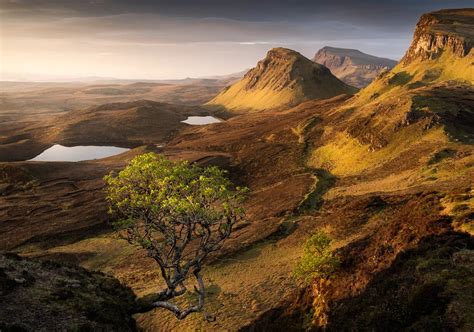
[313,47,397,88]
[0,254,137,331]
[401,9,473,65]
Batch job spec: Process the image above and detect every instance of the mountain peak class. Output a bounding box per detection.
[313,47,397,87]
[266,47,303,57]
[242,47,332,92]
[207,47,356,112]
[319,46,364,56]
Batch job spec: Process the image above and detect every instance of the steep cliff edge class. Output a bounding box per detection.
[312,8,474,165]
[401,9,473,65]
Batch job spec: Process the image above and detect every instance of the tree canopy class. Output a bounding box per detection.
[104,153,247,319]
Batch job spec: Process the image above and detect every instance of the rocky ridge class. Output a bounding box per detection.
[313,46,397,87]
[401,9,473,65]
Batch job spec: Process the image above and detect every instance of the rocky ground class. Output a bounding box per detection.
[0,253,137,331]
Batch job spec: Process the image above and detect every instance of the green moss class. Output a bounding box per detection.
[407,81,427,89]
[388,71,413,86]
[297,169,336,213]
[422,68,443,82]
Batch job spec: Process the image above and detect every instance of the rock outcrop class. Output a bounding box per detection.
[401,8,473,65]
[313,46,397,88]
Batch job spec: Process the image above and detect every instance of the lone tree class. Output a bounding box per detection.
[294,231,340,282]
[104,153,247,319]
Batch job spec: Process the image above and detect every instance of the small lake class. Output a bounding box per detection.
[181,116,221,125]
[30,144,130,162]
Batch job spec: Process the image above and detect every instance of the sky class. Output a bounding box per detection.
[0,0,472,81]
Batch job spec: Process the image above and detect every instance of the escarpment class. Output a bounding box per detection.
[401,9,473,65]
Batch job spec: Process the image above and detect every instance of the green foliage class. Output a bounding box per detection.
[294,232,340,282]
[104,152,248,306]
[104,153,247,241]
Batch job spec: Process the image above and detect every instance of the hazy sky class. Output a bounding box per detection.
[0,0,471,80]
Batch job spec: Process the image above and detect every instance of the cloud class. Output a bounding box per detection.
[1,0,471,79]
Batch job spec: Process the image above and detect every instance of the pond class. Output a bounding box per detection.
[181,116,221,125]
[30,144,130,162]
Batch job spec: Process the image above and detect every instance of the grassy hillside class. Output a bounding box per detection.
[308,9,473,183]
[207,48,356,112]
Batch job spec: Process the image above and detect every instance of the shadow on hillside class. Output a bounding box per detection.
[411,85,474,144]
[13,223,113,252]
[326,231,474,331]
[296,169,336,214]
[239,231,474,332]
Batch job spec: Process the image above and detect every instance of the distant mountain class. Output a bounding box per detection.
[202,69,248,81]
[313,46,397,88]
[1,71,246,86]
[207,47,356,112]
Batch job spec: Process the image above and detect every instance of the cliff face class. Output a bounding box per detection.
[206,47,356,112]
[313,47,397,88]
[401,9,473,65]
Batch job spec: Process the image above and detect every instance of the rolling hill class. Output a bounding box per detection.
[0,100,216,162]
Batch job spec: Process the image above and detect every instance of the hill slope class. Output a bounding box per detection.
[206,48,356,112]
[49,100,206,147]
[313,46,397,87]
[0,100,212,161]
[0,253,136,331]
[244,8,474,330]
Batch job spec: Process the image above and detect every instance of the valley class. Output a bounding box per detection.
[1,7,473,332]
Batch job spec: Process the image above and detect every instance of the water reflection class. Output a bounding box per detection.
[30,144,130,162]
[181,116,221,125]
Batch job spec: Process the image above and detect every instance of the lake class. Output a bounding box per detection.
[30,145,130,162]
[181,116,221,125]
